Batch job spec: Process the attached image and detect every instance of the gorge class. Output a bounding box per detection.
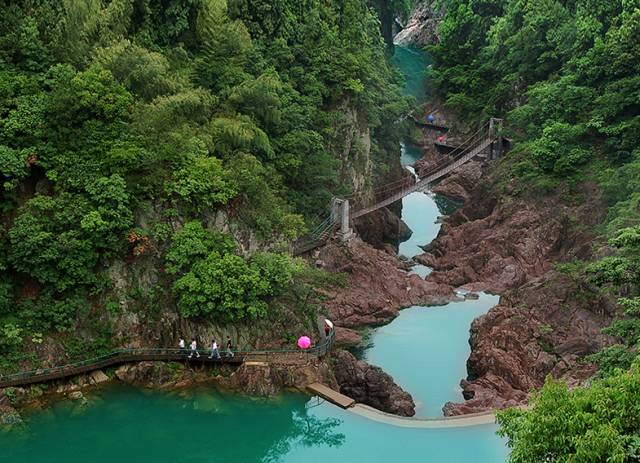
[1,1,640,462]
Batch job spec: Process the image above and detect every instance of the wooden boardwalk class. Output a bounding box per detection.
[0,351,244,389]
[0,329,336,389]
[307,383,355,409]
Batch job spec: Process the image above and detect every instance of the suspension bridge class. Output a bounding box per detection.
[293,118,504,255]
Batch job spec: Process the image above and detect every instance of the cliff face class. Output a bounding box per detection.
[416,159,616,415]
[393,1,444,47]
[85,100,403,352]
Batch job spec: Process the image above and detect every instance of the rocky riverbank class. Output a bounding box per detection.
[414,149,616,415]
[393,0,443,47]
[318,237,454,331]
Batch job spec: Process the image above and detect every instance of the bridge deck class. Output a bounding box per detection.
[350,404,496,428]
[407,114,449,131]
[351,136,493,219]
[307,383,355,409]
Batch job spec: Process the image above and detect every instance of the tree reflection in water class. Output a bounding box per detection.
[264,406,346,462]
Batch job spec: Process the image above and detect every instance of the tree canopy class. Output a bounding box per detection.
[0,0,407,362]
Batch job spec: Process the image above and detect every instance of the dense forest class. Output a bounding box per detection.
[0,0,409,368]
[429,0,640,460]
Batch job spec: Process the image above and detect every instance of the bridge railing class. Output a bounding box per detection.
[292,215,337,255]
[0,329,337,388]
[290,118,502,252]
[348,120,495,218]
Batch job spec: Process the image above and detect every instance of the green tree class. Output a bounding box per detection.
[497,360,640,463]
[172,251,299,320]
[167,155,238,211]
[165,221,236,275]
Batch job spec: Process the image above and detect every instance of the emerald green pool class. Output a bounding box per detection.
[0,385,507,463]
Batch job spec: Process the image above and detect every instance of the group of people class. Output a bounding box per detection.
[178,336,234,360]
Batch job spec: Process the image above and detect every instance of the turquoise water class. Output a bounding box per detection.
[0,386,508,463]
[395,45,445,261]
[398,190,442,259]
[363,293,500,417]
[401,142,424,166]
[392,45,432,105]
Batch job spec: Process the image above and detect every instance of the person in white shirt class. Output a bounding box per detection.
[188,338,200,359]
[209,339,220,359]
[178,337,186,355]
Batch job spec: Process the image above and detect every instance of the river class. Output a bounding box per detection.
[0,46,508,462]
[0,385,506,463]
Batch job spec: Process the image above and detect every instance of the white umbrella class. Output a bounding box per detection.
[324,319,334,328]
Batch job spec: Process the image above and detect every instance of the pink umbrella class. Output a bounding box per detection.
[297,336,311,349]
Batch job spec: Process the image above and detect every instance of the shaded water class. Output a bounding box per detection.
[0,386,508,463]
[391,45,432,105]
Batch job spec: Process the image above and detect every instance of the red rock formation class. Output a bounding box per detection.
[443,273,615,415]
[319,237,454,328]
[416,157,615,415]
[332,350,416,416]
[423,199,567,293]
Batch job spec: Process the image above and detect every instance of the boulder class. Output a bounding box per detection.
[320,237,454,328]
[332,350,415,417]
[89,370,110,385]
[0,404,22,426]
[334,327,363,348]
[68,391,84,401]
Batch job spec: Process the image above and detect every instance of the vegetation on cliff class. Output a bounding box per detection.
[0,0,407,369]
[430,0,639,459]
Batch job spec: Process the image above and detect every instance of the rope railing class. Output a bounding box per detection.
[349,122,497,219]
[0,329,336,388]
[291,118,501,253]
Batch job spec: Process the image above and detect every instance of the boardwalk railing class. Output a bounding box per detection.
[0,329,336,389]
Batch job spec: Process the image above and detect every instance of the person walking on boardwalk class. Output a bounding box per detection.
[226,336,234,358]
[179,337,186,355]
[189,338,200,359]
[209,339,220,359]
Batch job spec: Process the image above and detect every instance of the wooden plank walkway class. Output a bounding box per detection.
[349,404,496,428]
[0,353,244,389]
[307,383,355,409]
[0,329,336,389]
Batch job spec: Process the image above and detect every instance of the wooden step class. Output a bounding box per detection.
[307,383,355,409]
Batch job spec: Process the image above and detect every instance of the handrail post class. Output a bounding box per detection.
[489,117,503,140]
[332,198,353,242]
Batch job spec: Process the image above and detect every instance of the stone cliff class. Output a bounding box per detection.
[415,152,616,415]
[393,1,443,47]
